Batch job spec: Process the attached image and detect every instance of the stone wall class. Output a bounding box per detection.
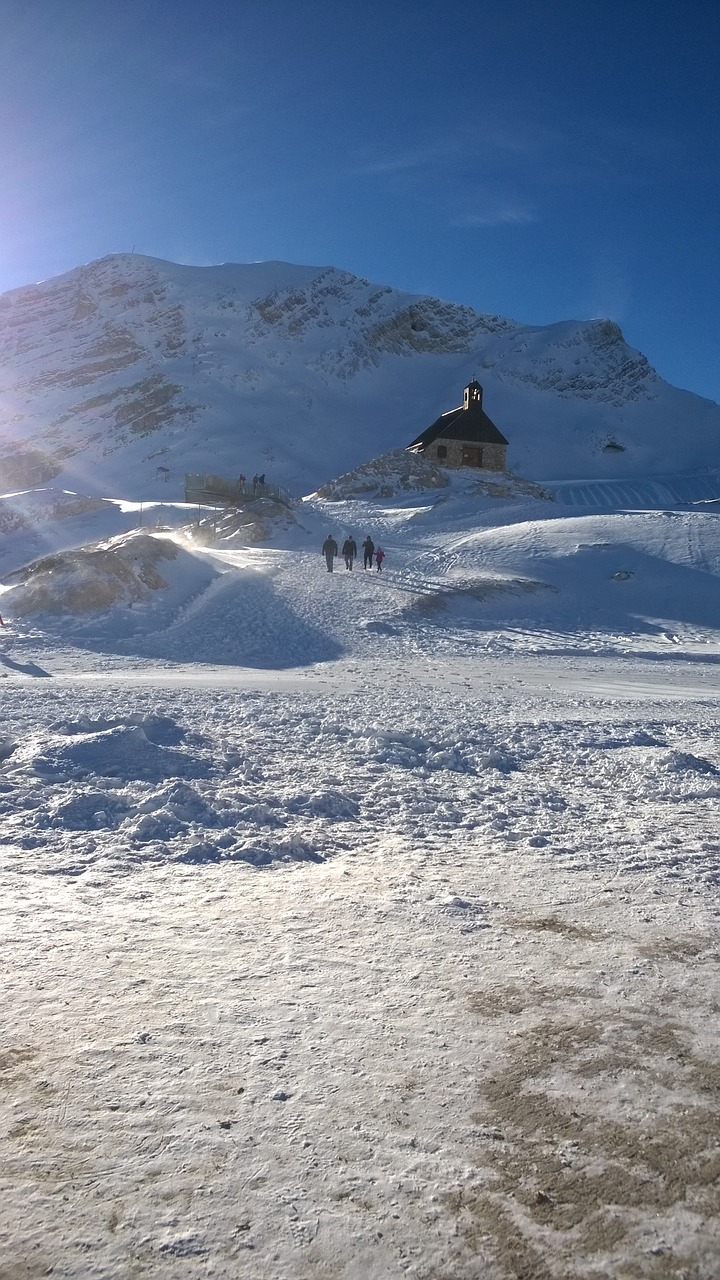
[423,438,507,472]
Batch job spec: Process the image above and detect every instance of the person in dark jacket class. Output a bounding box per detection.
[362,536,374,569]
[322,535,338,572]
[342,536,357,570]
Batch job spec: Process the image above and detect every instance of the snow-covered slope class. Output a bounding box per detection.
[2,256,719,1280]
[3,467,720,662]
[2,465,720,1277]
[1,253,718,501]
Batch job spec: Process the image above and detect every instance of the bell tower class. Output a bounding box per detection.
[463,379,483,410]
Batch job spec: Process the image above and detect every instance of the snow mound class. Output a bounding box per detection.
[52,711,189,745]
[403,575,556,621]
[35,724,209,782]
[2,529,218,616]
[0,487,110,533]
[416,510,720,634]
[7,714,211,783]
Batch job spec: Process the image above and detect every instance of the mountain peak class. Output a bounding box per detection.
[0,256,717,498]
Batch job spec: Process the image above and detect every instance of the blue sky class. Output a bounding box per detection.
[1,0,718,401]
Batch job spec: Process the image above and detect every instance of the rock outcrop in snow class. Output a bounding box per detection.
[315,447,553,504]
[3,529,214,615]
[315,448,450,500]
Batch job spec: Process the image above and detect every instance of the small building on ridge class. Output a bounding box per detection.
[406,380,508,472]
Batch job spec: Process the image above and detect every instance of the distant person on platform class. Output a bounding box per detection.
[362,536,374,569]
[322,535,338,572]
[252,474,259,493]
[342,536,357,570]
[258,473,265,488]
[375,546,385,572]
[237,473,246,491]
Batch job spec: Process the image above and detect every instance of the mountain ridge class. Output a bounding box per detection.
[0,253,717,499]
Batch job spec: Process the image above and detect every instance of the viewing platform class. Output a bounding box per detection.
[184,472,294,509]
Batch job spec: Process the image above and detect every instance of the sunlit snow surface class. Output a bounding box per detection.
[1,476,719,1278]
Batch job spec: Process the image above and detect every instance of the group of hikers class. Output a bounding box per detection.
[322,535,385,573]
[237,473,266,494]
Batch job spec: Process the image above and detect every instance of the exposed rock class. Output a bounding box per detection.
[186,497,299,546]
[316,448,449,500]
[5,531,180,615]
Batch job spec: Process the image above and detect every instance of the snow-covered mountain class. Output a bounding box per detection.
[1,253,718,501]
[2,264,720,1279]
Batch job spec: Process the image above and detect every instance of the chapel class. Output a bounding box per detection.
[406,380,508,471]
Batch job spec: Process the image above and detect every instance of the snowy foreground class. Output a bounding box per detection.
[1,479,719,1279]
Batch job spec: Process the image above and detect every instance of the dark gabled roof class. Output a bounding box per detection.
[408,401,509,451]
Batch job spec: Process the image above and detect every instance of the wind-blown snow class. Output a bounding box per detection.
[1,459,719,1278]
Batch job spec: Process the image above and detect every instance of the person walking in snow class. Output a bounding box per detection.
[342,536,357,570]
[375,546,385,572]
[322,535,338,572]
[362,536,374,570]
[252,473,259,493]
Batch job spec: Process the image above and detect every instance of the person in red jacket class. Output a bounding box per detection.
[375,546,385,571]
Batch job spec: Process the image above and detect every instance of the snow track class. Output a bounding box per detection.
[547,468,720,508]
